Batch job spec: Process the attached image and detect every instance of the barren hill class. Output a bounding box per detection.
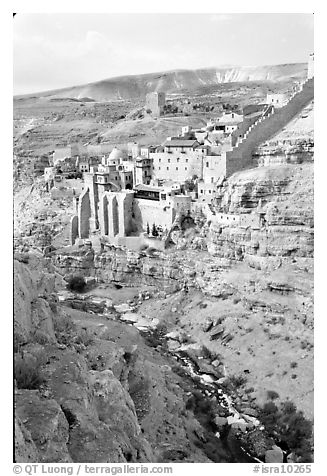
[15,63,307,102]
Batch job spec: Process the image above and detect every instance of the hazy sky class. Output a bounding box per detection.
[13,13,314,95]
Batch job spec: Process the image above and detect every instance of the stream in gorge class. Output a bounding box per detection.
[58,285,265,463]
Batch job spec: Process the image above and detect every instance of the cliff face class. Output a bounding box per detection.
[14,257,153,463]
[14,256,217,463]
[209,164,313,260]
[53,164,313,291]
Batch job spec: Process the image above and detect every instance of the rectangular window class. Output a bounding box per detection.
[206,162,209,167]
[168,159,171,163]
[176,167,178,170]
[159,158,161,163]
[159,166,161,170]
[185,167,187,170]
[186,159,189,163]
[167,167,169,170]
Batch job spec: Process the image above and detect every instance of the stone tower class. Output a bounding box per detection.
[145,92,166,117]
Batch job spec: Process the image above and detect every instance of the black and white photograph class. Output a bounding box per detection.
[11,6,316,472]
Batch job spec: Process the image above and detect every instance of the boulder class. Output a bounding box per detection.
[15,417,39,463]
[227,415,240,425]
[231,422,247,432]
[197,360,222,378]
[167,339,180,352]
[115,303,133,313]
[265,446,284,463]
[214,416,228,428]
[120,313,140,323]
[15,390,72,462]
[202,319,214,333]
[150,318,160,329]
[200,374,215,384]
[209,325,225,341]
[241,407,259,417]
[165,330,182,341]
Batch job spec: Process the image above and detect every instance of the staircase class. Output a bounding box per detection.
[225,78,314,177]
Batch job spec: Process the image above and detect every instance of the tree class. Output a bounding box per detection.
[151,223,159,237]
[184,179,196,192]
[146,222,150,235]
[66,275,86,292]
[259,400,313,462]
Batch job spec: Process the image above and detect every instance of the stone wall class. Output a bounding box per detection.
[212,213,241,226]
[133,198,174,232]
[84,173,99,230]
[239,213,263,229]
[70,215,79,245]
[98,191,135,238]
[225,79,314,178]
[78,188,91,239]
[203,155,227,184]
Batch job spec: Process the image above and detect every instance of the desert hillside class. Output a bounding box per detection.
[15,63,307,102]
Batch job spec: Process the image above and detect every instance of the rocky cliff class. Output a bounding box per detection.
[14,255,226,463]
[14,256,153,463]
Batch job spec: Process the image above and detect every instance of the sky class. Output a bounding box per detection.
[13,13,314,95]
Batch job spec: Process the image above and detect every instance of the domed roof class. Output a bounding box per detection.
[108,147,124,162]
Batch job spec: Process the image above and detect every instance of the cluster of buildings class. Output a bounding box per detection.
[68,104,269,245]
[64,55,314,247]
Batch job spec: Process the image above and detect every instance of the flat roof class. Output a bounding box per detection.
[134,184,162,192]
[163,139,199,147]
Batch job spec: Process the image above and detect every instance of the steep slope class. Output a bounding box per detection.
[16,63,307,101]
[14,255,229,463]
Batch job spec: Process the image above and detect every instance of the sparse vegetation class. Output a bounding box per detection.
[267,390,280,400]
[32,330,51,345]
[14,354,45,390]
[53,313,76,344]
[66,275,86,292]
[259,400,313,462]
[221,374,247,393]
[75,329,94,347]
[14,331,27,353]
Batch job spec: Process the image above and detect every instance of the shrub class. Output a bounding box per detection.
[75,329,94,347]
[14,332,27,353]
[201,345,214,360]
[66,275,86,292]
[259,400,313,462]
[32,330,50,345]
[221,374,247,393]
[290,362,298,368]
[53,313,76,344]
[151,224,159,237]
[53,313,75,334]
[14,354,45,390]
[267,390,280,400]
